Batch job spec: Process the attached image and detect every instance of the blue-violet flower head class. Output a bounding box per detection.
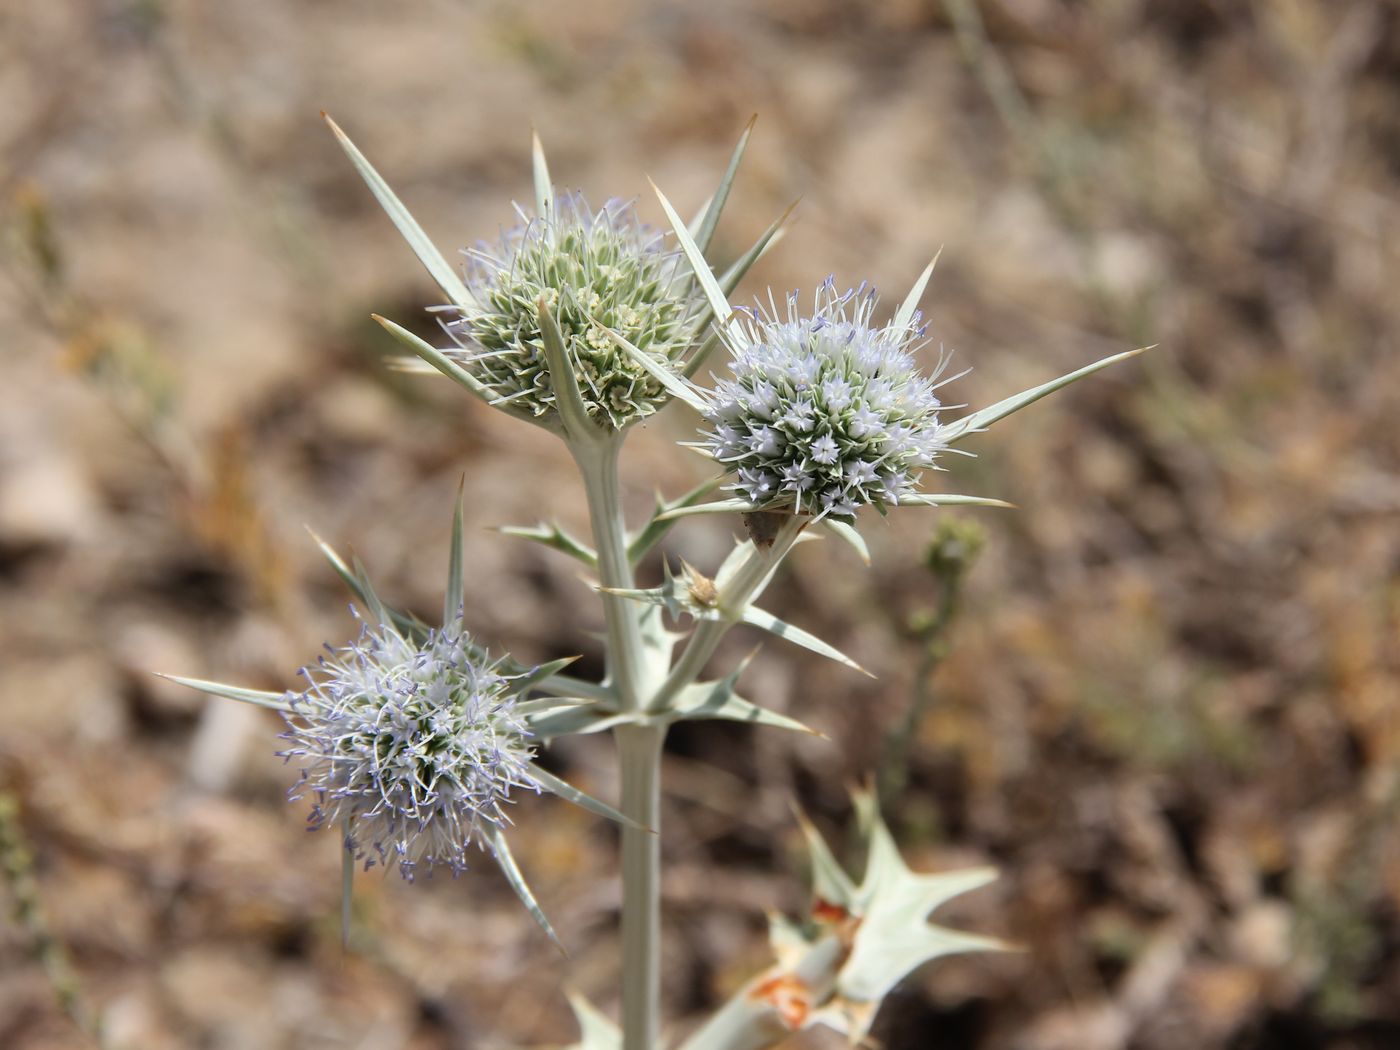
[281,612,538,881]
[702,279,947,520]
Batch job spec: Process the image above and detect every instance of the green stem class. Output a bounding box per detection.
[572,434,662,1049]
[573,437,646,712]
[617,723,664,1050]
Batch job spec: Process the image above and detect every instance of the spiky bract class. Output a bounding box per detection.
[281,612,537,880]
[445,193,703,430]
[702,279,947,520]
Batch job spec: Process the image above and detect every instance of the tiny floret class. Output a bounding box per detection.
[281,612,538,880]
[445,193,705,430]
[702,280,947,519]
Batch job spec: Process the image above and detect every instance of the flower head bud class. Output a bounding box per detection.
[446,193,705,430]
[281,612,538,880]
[702,279,946,520]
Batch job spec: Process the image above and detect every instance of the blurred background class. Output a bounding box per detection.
[2,1,1398,1047]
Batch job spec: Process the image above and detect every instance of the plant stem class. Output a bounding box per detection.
[573,436,646,712]
[617,722,664,1050]
[573,434,663,1049]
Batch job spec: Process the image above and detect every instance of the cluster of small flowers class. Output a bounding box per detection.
[445,193,703,430]
[702,280,946,520]
[280,612,538,880]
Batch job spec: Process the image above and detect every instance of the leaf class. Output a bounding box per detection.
[650,179,742,346]
[892,248,942,333]
[792,807,858,910]
[564,991,622,1050]
[305,526,427,639]
[898,493,1015,510]
[487,829,563,950]
[822,519,870,565]
[655,498,757,521]
[525,703,635,741]
[323,114,472,308]
[529,673,616,704]
[156,674,291,712]
[497,521,598,568]
[834,790,1006,1006]
[740,607,873,677]
[444,478,465,625]
[530,765,650,832]
[683,200,799,378]
[340,820,354,950]
[537,296,600,442]
[531,127,553,219]
[939,345,1153,444]
[511,655,583,692]
[350,555,393,630]
[692,115,756,254]
[372,314,545,426]
[669,670,820,737]
[514,696,590,718]
[717,203,795,296]
[627,475,726,565]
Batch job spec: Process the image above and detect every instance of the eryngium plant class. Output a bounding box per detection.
[170,116,1149,1050]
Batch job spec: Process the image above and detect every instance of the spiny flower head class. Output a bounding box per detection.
[444,193,705,430]
[281,611,538,881]
[702,279,947,520]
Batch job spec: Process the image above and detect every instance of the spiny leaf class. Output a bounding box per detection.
[898,493,1015,510]
[324,114,472,308]
[892,248,942,333]
[498,521,598,569]
[668,673,820,736]
[511,655,582,692]
[792,807,858,909]
[305,526,427,639]
[821,519,870,565]
[444,477,465,625]
[692,115,756,255]
[627,475,726,565]
[530,766,650,832]
[685,200,798,379]
[488,829,563,950]
[656,498,757,521]
[525,704,636,741]
[531,127,553,219]
[650,178,742,346]
[350,555,392,630]
[529,673,616,704]
[564,991,622,1050]
[940,345,1153,444]
[537,296,600,443]
[740,607,873,677]
[156,675,291,712]
[372,315,544,426]
[340,820,354,950]
[514,696,590,718]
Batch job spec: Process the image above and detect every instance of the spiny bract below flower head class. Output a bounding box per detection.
[702,279,947,521]
[444,192,705,430]
[281,610,538,881]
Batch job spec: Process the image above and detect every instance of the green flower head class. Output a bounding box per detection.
[444,193,706,430]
